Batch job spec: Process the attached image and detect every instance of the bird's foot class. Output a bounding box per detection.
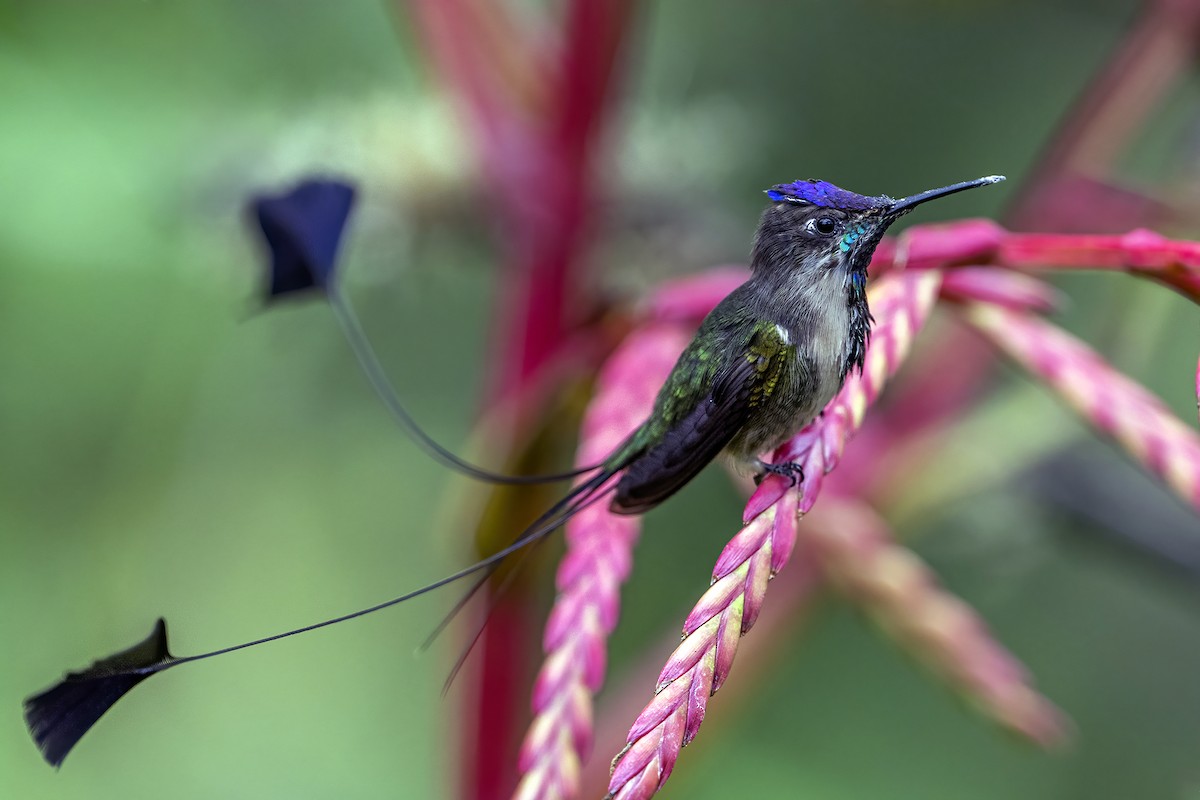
[753,460,804,487]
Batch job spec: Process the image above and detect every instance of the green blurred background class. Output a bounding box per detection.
[3,2,1200,799]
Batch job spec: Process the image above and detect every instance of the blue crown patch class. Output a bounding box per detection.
[766,180,890,212]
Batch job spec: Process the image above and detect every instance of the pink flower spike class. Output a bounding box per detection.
[606,270,945,800]
[604,499,797,800]
[823,269,943,459]
[895,218,1006,272]
[965,304,1200,512]
[809,501,1071,748]
[516,321,694,800]
[1000,231,1200,271]
[940,267,1063,314]
[998,231,1200,304]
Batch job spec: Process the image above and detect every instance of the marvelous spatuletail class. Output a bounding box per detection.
[24,173,1004,767]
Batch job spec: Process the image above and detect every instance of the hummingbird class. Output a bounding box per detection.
[23,173,1004,768]
[606,174,1004,512]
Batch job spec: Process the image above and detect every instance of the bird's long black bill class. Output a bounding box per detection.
[887,174,1005,217]
[24,468,618,768]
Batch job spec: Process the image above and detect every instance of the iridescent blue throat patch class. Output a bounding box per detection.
[839,222,869,253]
[766,180,891,212]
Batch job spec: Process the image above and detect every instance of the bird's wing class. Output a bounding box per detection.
[611,322,793,514]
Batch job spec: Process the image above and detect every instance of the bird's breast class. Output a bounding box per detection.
[728,275,852,462]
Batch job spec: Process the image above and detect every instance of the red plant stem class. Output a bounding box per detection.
[467,595,539,800]
[399,10,542,797]
[883,220,1200,303]
[404,3,637,798]
[492,0,636,399]
[404,0,517,192]
[482,6,635,792]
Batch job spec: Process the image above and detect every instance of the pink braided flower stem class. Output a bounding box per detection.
[524,240,1200,800]
[605,270,943,800]
[515,322,694,800]
[964,304,1200,512]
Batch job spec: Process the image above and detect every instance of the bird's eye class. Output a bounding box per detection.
[814,216,837,236]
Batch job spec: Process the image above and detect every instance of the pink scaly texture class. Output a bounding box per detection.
[605,495,800,800]
[605,270,943,800]
[525,250,1196,800]
[965,304,1200,512]
[514,322,694,800]
[808,501,1069,747]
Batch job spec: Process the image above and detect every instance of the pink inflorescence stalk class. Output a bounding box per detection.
[604,495,800,800]
[605,270,943,800]
[522,221,1200,800]
[997,228,1200,304]
[807,500,1069,747]
[515,322,694,800]
[965,304,1200,512]
[871,219,1200,305]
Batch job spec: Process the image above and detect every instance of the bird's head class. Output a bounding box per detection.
[751,175,1005,292]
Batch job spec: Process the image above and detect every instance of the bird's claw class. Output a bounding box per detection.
[755,460,804,487]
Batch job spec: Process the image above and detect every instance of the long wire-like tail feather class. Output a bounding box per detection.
[23,470,616,768]
[328,289,603,485]
[439,545,539,696]
[435,484,618,693]
[425,473,620,693]
[419,469,618,654]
